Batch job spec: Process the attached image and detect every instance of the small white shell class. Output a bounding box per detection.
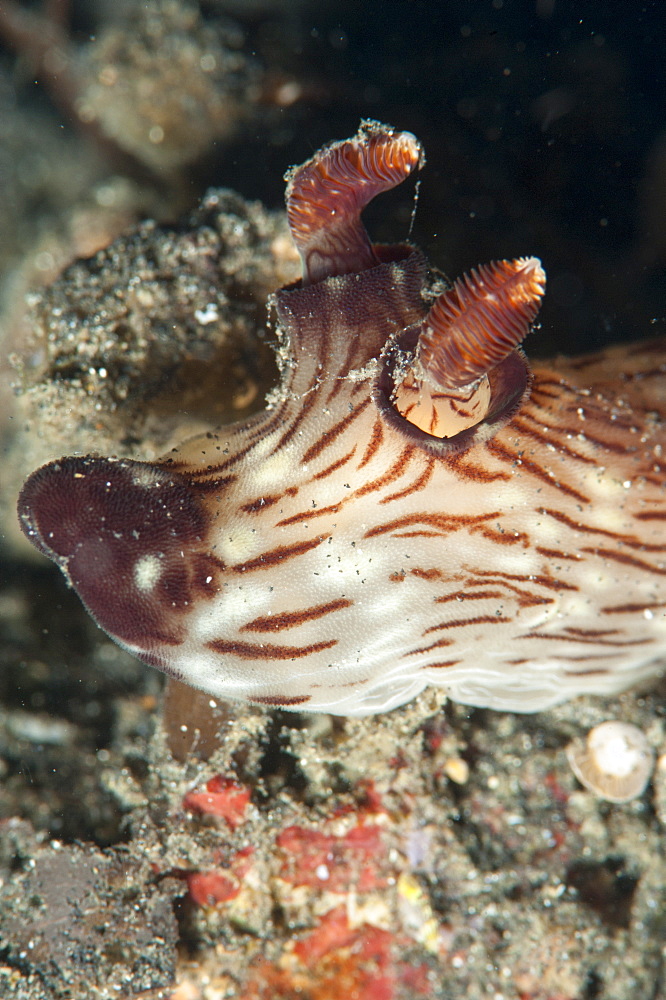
[566,720,655,803]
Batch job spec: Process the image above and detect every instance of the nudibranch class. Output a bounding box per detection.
[18,121,666,716]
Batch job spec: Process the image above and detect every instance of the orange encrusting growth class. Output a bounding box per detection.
[418,257,546,390]
[285,119,423,284]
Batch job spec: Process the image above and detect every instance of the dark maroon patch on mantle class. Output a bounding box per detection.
[18,456,214,648]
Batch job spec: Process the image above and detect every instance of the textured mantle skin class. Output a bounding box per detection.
[17,126,666,716]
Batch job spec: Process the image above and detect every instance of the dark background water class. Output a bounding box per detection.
[221,0,665,358]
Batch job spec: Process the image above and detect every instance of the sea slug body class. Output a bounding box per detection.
[17,121,666,716]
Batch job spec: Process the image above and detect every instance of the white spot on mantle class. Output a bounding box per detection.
[134,554,162,592]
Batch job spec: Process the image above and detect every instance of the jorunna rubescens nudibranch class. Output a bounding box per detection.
[18,121,666,716]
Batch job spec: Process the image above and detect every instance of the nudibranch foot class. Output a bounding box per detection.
[18,123,666,717]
